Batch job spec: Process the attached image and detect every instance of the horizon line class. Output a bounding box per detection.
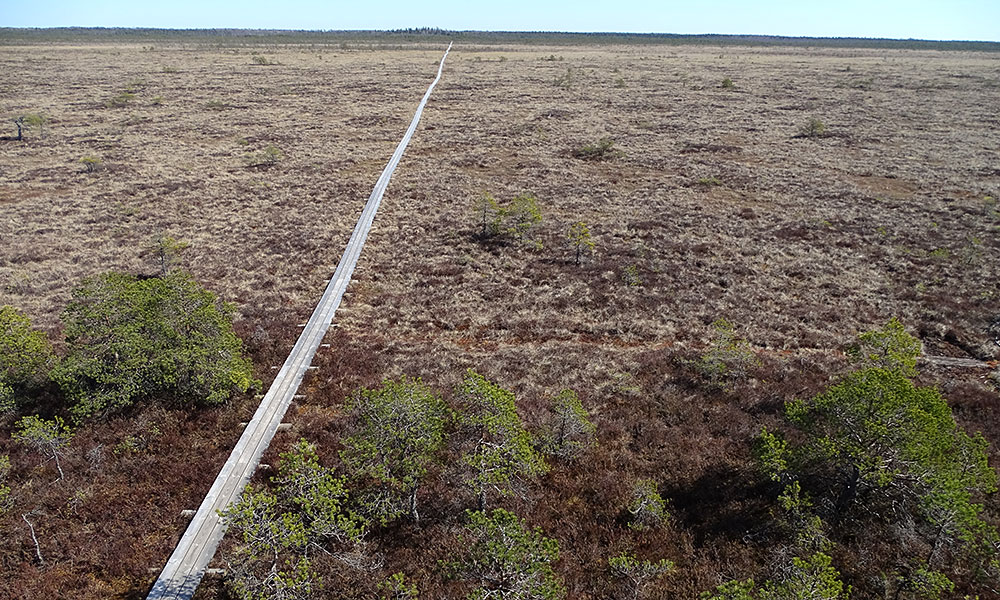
[1,26,999,45]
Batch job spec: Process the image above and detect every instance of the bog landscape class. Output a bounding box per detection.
[1,29,999,599]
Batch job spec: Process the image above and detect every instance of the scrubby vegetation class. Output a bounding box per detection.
[1,36,997,600]
[0,306,55,413]
[54,270,257,420]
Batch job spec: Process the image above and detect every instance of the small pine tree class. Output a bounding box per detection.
[13,415,73,480]
[340,377,447,524]
[456,370,548,510]
[449,509,565,600]
[53,270,258,419]
[846,317,921,376]
[567,221,595,265]
[543,388,596,459]
[608,552,673,600]
[627,478,669,531]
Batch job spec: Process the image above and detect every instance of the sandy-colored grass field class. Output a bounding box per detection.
[1,38,998,598]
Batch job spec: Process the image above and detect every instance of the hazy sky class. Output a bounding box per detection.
[3,0,998,42]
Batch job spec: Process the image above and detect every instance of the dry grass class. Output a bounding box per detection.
[1,39,998,599]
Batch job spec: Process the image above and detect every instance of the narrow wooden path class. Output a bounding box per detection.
[145,43,453,600]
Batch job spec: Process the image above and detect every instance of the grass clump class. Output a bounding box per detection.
[105,91,136,108]
[721,77,735,88]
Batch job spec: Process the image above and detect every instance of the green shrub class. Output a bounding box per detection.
[608,552,673,599]
[52,270,258,420]
[566,221,595,265]
[244,145,283,167]
[689,318,759,389]
[622,264,642,287]
[21,113,47,138]
[721,77,735,89]
[798,117,826,137]
[13,415,73,480]
[105,91,136,108]
[0,306,55,414]
[701,552,849,600]
[448,508,565,600]
[0,455,11,513]
[340,377,447,524]
[474,193,543,247]
[79,155,102,173]
[554,67,573,89]
[456,370,548,509]
[573,137,622,160]
[627,478,669,530]
[846,317,921,375]
[542,389,595,458]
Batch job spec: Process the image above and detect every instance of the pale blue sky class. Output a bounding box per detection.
[3,0,998,42]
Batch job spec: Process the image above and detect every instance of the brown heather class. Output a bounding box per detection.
[0,38,998,599]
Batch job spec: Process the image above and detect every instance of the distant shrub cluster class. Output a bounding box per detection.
[473,192,543,247]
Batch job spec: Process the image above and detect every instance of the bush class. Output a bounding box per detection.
[52,270,258,419]
[244,145,283,167]
[448,508,564,600]
[79,155,102,173]
[689,318,759,389]
[105,91,135,108]
[566,222,595,266]
[627,478,670,531]
[621,264,642,287]
[456,370,548,509]
[798,117,826,138]
[721,77,735,89]
[573,137,622,160]
[554,67,573,89]
[762,364,1000,570]
[13,415,73,480]
[608,552,673,600]
[542,388,595,458]
[340,377,447,524]
[473,193,543,248]
[22,113,47,138]
[846,317,921,375]
[0,455,11,514]
[0,306,55,413]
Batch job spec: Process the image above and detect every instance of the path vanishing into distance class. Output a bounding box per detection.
[146,42,453,600]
